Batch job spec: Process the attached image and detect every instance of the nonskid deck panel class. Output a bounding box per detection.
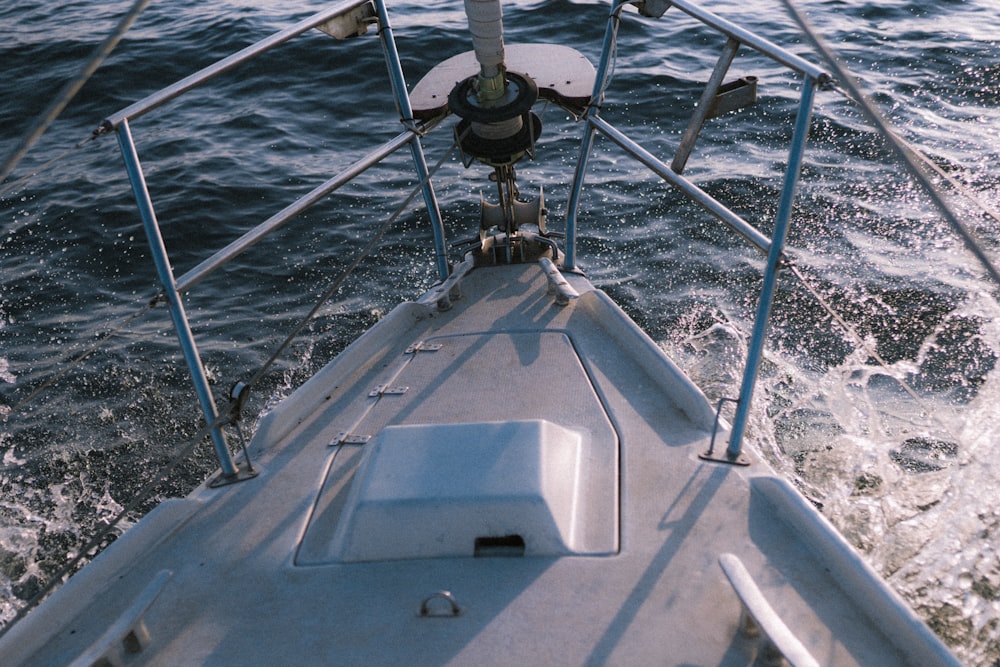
[298,329,620,564]
[1,262,942,666]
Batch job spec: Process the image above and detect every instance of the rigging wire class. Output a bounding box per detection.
[4,0,995,642]
[730,2,1000,487]
[764,1,997,452]
[0,0,153,186]
[779,0,1000,287]
[832,89,1000,229]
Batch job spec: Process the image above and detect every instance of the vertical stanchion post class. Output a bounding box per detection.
[565,0,626,271]
[724,75,817,461]
[116,119,238,479]
[374,0,450,281]
[564,123,596,273]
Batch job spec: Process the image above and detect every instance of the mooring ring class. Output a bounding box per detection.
[419,590,461,617]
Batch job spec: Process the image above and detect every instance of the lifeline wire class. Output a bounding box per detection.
[854,103,1000,228]
[777,260,965,490]
[821,83,1000,229]
[751,1,991,460]
[0,134,98,199]
[240,131,463,396]
[772,2,995,443]
[0,133,463,636]
[785,260,924,406]
[0,0,154,185]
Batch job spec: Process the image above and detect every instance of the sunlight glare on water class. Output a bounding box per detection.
[1,0,999,663]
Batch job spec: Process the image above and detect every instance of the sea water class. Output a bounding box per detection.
[1,0,999,663]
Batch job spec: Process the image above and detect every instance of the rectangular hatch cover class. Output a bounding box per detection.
[325,420,617,561]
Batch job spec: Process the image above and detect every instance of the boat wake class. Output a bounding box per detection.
[665,286,1000,665]
[1,0,998,663]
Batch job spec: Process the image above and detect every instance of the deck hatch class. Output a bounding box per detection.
[326,420,615,561]
[297,331,620,566]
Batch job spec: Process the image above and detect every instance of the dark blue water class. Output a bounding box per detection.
[2,0,999,662]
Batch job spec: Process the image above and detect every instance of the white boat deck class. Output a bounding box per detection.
[2,261,951,666]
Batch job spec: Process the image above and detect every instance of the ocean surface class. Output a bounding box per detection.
[1,0,998,663]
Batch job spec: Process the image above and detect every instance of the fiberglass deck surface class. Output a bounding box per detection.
[8,262,929,666]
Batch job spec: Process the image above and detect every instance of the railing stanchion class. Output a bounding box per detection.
[565,0,627,271]
[115,119,238,479]
[725,75,818,461]
[374,0,450,281]
[564,125,595,272]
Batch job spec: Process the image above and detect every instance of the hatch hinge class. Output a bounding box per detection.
[405,341,443,354]
[331,432,373,446]
[369,384,409,398]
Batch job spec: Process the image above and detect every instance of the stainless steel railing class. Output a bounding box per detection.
[107,0,447,480]
[564,0,830,463]
[110,0,832,472]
